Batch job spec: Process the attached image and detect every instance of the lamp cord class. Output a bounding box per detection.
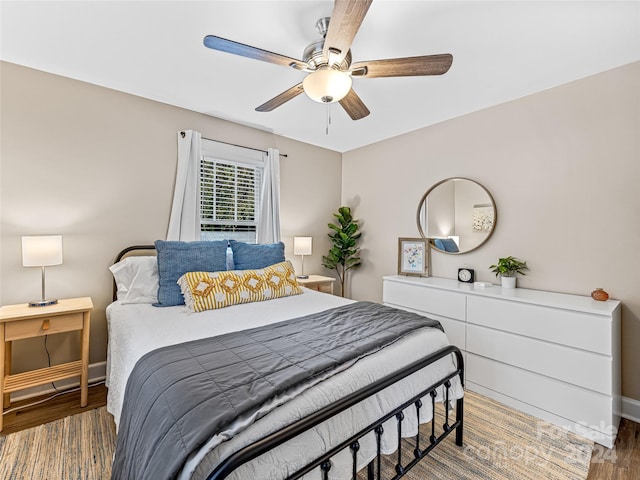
[44,335,59,391]
[1,380,105,416]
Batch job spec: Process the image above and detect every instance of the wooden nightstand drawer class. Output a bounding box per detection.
[308,282,333,294]
[297,275,336,295]
[4,312,83,341]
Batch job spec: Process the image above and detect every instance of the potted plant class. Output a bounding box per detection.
[322,206,362,297]
[489,256,528,289]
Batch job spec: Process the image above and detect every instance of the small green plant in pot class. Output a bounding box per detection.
[322,206,361,297]
[489,256,528,289]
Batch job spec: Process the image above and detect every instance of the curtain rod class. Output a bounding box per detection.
[180,131,287,158]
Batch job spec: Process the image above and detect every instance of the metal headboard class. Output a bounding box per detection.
[112,244,157,301]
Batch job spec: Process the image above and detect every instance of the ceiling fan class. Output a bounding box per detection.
[203,0,452,120]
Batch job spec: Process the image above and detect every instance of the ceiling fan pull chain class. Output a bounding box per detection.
[326,103,331,135]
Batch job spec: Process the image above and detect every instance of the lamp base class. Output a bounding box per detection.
[296,275,309,279]
[28,298,58,307]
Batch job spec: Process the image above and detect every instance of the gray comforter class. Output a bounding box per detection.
[110,301,442,480]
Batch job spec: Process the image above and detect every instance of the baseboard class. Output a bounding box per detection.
[10,362,640,425]
[621,396,640,424]
[9,361,107,403]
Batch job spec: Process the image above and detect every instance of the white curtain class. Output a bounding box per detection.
[167,130,202,241]
[256,148,281,243]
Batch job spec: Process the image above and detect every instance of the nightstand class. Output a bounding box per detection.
[0,297,93,431]
[297,275,336,294]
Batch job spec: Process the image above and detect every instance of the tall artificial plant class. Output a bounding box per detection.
[322,206,362,297]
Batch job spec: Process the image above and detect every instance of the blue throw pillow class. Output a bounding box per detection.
[433,238,459,253]
[154,240,229,307]
[229,240,285,270]
[440,238,460,253]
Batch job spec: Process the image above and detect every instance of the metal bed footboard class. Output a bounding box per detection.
[207,345,464,480]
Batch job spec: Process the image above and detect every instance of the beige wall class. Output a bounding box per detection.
[2,60,639,403]
[342,62,640,401]
[0,62,342,376]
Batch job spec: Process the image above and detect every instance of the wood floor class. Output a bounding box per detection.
[0,383,108,436]
[1,385,638,479]
[586,417,640,480]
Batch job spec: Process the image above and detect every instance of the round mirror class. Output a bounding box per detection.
[416,178,497,254]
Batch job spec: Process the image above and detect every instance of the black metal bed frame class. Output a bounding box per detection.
[207,346,464,480]
[112,244,157,301]
[111,245,465,480]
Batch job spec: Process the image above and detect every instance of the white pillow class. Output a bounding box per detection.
[109,256,159,304]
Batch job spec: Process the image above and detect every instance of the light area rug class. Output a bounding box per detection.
[0,407,115,480]
[365,390,594,480]
[0,391,593,480]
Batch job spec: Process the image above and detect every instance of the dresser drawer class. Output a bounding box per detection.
[467,324,612,394]
[467,353,613,431]
[383,280,466,321]
[466,295,611,355]
[389,304,466,351]
[4,312,83,341]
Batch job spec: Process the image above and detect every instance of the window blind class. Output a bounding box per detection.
[200,156,263,243]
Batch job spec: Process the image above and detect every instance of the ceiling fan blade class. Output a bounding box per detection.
[323,0,373,64]
[204,35,309,71]
[339,88,370,120]
[255,83,305,112]
[351,54,453,78]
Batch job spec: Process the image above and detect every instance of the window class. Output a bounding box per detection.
[199,140,264,243]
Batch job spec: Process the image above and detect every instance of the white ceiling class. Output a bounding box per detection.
[2,1,639,153]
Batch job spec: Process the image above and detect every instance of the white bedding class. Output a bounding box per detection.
[106,288,463,480]
[106,288,352,427]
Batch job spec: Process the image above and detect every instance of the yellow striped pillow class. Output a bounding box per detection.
[177,260,303,312]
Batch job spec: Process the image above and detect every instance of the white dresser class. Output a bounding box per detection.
[383,275,621,447]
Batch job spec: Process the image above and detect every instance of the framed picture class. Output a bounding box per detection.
[397,237,429,277]
[472,203,494,232]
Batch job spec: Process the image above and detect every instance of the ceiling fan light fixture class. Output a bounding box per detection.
[302,67,352,104]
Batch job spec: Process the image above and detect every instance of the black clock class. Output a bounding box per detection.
[458,268,475,283]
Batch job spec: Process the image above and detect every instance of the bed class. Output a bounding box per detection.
[106,242,464,480]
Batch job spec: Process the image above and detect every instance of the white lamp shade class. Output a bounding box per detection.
[302,68,352,103]
[22,235,63,267]
[293,237,313,256]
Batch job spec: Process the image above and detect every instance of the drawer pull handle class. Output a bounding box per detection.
[42,319,50,331]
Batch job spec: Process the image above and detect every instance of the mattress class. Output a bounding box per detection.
[106,288,352,427]
[106,288,463,480]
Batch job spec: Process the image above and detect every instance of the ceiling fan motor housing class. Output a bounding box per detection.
[303,18,352,70]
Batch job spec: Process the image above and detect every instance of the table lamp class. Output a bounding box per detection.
[22,235,63,307]
[293,236,312,279]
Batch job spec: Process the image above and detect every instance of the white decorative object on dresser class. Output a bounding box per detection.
[383,275,621,448]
